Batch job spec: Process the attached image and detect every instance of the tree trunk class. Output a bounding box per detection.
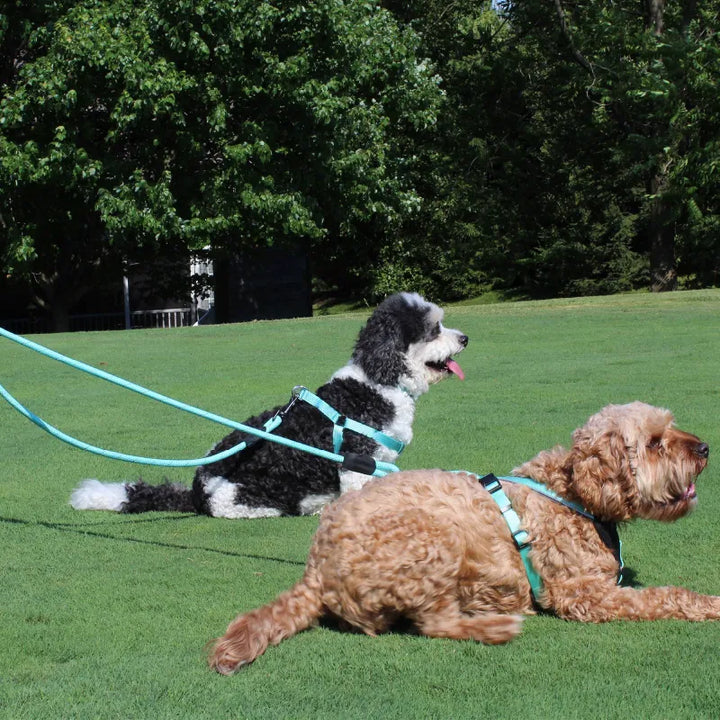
[645,0,665,35]
[50,303,72,333]
[649,220,677,292]
[648,175,677,292]
[32,267,88,333]
[645,0,676,292]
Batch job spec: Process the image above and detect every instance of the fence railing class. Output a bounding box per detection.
[129,308,193,329]
[2,308,195,334]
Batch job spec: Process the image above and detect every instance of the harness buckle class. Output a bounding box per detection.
[479,473,502,494]
[512,529,531,551]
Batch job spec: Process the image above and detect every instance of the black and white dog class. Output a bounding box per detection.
[70,292,468,518]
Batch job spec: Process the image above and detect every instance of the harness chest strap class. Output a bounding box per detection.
[292,386,405,455]
[473,473,624,604]
[479,474,544,600]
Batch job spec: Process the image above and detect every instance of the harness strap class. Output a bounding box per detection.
[594,520,624,579]
[478,474,544,602]
[470,473,624,604]
[499,475,624,584]
[293,386,405,455]
[496,475,594,518]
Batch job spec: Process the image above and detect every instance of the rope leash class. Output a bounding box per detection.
[0,326,399,477]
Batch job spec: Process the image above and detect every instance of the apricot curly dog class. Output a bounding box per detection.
[209,402,715,674]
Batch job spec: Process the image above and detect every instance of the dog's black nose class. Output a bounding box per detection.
[695,442,709,458]
[459,334,469,348]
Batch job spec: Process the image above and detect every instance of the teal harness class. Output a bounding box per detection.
[293,386,405,456]
[467,472,624,604]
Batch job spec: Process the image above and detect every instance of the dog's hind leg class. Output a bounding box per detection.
[413,603,523,645]
[208,572,324,674]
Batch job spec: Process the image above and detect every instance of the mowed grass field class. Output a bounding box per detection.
[1,289,720,719]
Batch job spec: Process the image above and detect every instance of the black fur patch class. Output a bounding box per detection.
[123,480,195,513]
[190,377,395,516]
[351,294,431,385]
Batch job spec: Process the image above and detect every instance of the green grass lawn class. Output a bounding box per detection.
[2,289,720,719]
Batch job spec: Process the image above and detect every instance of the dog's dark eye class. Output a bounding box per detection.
[648,436,663,450]
[428,323,441,339]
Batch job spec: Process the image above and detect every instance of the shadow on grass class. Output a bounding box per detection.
[0,514,305,566]
[2,512,640,590]
[619,566,640,588]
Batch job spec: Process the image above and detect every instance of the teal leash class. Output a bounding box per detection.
[0,326,400,477]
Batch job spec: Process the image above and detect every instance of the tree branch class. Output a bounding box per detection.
[552,0,594,76]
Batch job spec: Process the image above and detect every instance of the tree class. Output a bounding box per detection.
[381,0,720,300]
[499,0,720,294]
[0,0,443,328]
[378,0,516,301]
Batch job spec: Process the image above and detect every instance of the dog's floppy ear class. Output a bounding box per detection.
[569,426,639,521]
[352,296,416,385]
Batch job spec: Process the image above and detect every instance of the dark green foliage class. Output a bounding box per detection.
[0,0,441,322]
[381,0,720,301]
[2,0,720,315]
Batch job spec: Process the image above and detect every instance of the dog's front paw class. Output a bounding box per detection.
[471,612,524,644]
[418,611,523,644]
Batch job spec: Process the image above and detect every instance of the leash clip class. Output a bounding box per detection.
[270,385,306,423]
[278,386,305,418]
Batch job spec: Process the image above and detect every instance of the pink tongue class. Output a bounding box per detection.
[684,483,696,499]
[446,359,465,380]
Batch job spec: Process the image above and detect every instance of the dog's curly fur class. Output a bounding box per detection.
[209,402,715,673]
[69,292,467,518]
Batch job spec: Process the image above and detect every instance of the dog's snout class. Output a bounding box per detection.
[459,334,469,348]
[695,442,709,459]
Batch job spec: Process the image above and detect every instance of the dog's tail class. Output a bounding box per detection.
[69,479,195,513]
[209,570,324,674]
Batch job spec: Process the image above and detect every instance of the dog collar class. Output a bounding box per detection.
[459,472,624,604]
